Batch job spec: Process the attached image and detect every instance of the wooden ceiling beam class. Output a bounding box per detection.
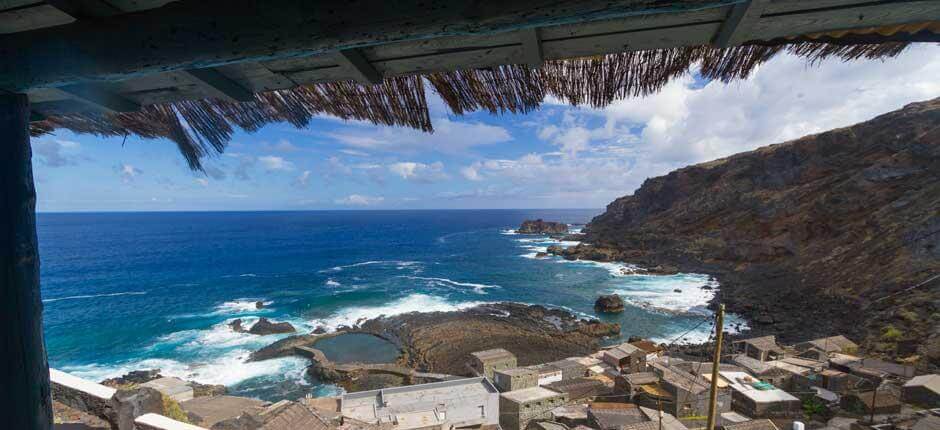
[520,28,543,68]
[335,49,383,85]
[713,0,769,47]
[181,68,254,102]
[0,0,753,91]
[58,84,139,113]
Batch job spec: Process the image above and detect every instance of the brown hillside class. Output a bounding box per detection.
[582,98,940,369]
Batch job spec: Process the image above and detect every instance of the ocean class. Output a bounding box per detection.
[39,210,741,401]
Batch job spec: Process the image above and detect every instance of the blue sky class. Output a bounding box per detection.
[32,45,940,212]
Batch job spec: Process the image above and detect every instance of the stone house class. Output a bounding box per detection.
[651,363,731,419]
[603,343,648,374]
[732,355,791,388]
[470,349,517,379]
[795,336,859,358]
[495,368,539,392]
[901,374,940,407]
[616,372,659,400]
[499,386,568,430]
[839,388,902,416]
[713,371,801,418]
[732,336,785,362]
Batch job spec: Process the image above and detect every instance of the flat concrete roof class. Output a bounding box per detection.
[471,348,515,361]
[500,386,564,403]
[713,371,799,404]
[342,377,498,427]
[496,367,538,377]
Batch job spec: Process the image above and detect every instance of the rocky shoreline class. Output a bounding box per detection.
[250,302,620,389]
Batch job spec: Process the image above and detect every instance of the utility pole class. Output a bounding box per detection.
[705,304,725,430]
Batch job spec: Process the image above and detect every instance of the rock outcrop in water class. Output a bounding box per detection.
[579,98,940,370]
[518,219,568,234]
[594,294,625,313]
[247,318,296,335]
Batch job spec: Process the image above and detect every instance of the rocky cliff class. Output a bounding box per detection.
[581,98,940,369]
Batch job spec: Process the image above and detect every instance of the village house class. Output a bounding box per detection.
[630,340,666,362]
[499,386,569,430]
[549,359,589,381]
[795,336,859,359]
[840,388,903,416]
[495,368,539,392]
[901,374,940,407]
[545,378,612,402]
[649,363,732,419]
[708,371,801,418]
[528,363,565,386]
[588,402,648,430]
[617,372,660,400]
[732,355,791,388]
[603,343,648,374]
[732,336,786,362]
[340,377,500,430]
[829,354,917,382]
[470,349,518,380]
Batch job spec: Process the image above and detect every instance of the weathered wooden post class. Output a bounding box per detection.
[0,93,52,430]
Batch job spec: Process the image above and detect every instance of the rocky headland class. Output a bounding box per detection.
[518,219,569,234]
[563,98,940,370]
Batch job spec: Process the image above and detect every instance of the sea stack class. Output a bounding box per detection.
[594,294,625,313]
[248,318,296,335]
[518,219,568,234]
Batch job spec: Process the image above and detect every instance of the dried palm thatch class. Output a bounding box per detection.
[30,76,430,170]
[29,24,932,171]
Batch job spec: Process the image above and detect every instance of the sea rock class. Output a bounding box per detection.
[248,318,296,335]
[101,369,162,388]
[229,319,246,333]
[594,294,625,313]
[255,301,265,309]
[518,219,568,234]
[535,252,549,258]
[579,98,940,362]
[647,265,680,275]
[312,326,327,334]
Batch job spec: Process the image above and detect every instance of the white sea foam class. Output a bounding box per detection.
[63,351,310,388]
[319,260,421,273]
[43,291,148,303]
[610,275,718,314]
[308,294,484,331]
[213,299,273,315]
[500,229,518,235]
[325,279,341,287]
[399,276,499,294]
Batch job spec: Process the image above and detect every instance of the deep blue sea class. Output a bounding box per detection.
[38,210,740,401]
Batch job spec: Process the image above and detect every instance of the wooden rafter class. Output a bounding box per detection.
[58,84,139,113]
[520,27,544,67]
[713,0,769,48]
[335,49,383,85]
[182,68,255,103]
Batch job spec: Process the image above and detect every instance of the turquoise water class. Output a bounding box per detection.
[38,210,742,401]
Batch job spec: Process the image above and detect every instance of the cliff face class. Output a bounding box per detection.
[583,98,940,368]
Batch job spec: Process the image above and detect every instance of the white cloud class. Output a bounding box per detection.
[461,45,940,208]
[328,118,512,154]
[33,139,82,167]
[388,161,448,183]
[335,194,384,206]
[194,178,209,187]
[293,170,312,188]
[117,164,142,183]
[258,155,295,171]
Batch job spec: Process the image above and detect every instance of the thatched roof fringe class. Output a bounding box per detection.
[30,39,915,171]
[30,75,431,170]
